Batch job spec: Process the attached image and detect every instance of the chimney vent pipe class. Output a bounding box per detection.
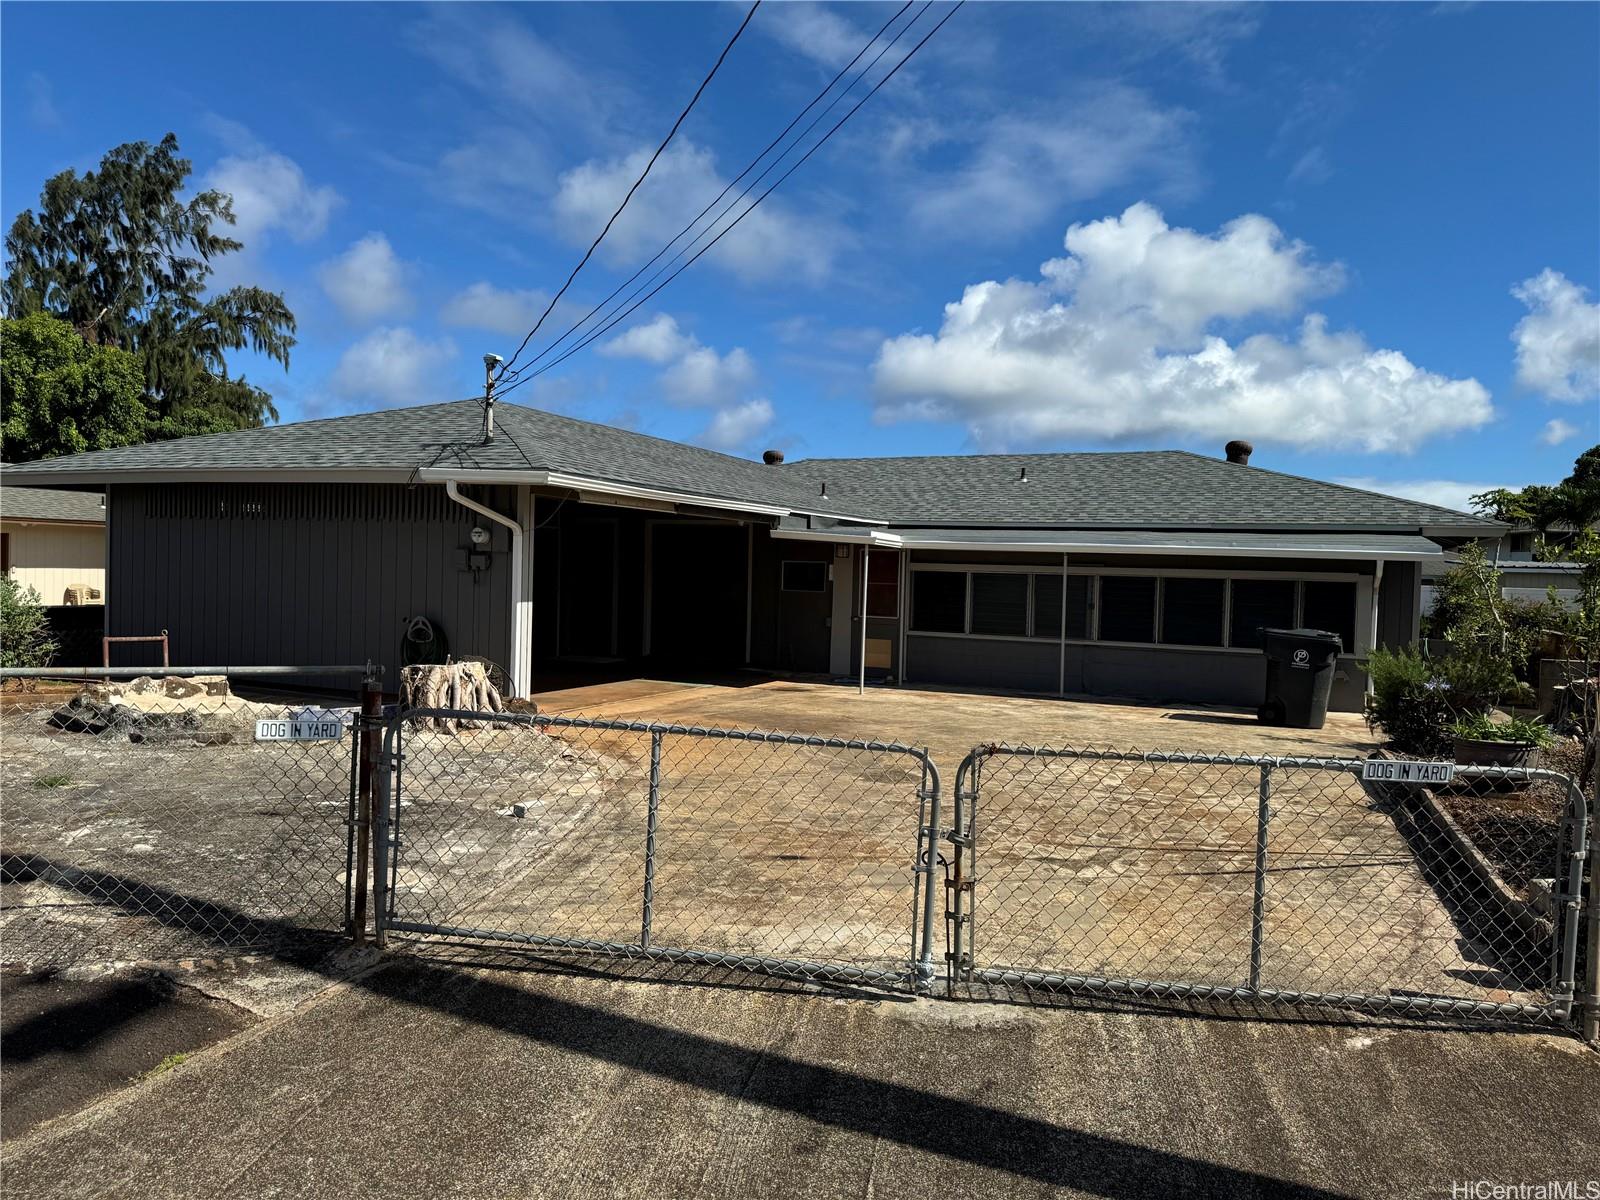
[1224,439,1253,465]
[762,449,785,465]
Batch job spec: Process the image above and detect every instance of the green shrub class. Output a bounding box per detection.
[0,574,57,668]
[1364,645,1457,755]
[1448,712,1554,747]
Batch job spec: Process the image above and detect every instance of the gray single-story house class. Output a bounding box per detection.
[1,399,1502,711]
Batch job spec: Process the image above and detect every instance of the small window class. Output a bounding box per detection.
[1098,576,1157,643]
[1032,574,1090,639]
[1160,577,1226,646]
[781,560,827,593]
[970,573,1029,637]
[1302,579,1357,654]
[1229,579,1296,649]
[866,550,900,617]
[911,571,966,633]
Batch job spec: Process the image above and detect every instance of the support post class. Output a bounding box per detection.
[1057,552,1069,697]
[1248,762,1273,990]
[351,677,383,947]
[640,730,664,950]
[1366,559,1385,696]
[858,543,870,695]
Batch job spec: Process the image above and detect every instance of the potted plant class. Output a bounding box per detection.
[1448,712,1553,770]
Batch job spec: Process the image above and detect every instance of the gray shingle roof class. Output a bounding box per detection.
[780,451,1494,530]
[0,400,1500,534]
[0,484,105,523]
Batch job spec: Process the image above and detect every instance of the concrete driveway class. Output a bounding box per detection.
[5,954,1596,1200]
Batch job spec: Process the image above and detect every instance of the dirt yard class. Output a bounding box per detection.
[0,689,354,970]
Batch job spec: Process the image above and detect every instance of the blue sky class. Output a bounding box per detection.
[4,1,1597,509]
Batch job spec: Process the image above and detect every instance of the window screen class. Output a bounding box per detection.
[1098,576,1157,643]
[970,573,1029,637]
[1302,579,1357,654]
[781,560,826,592]
[912,571,966,633]
[866,550,900,617]
[1160,577,1226,646]
[1032,574,1090,639]
[1229,579,1297,648]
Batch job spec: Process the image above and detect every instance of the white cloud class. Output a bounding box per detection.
[599,313,696,366]
[663,346,756,406]
[1334,478,1505,516]
[204,149,340,246]
[328,327,458,408]
[907,87,1197,240]
[873,202,1493,452]
[552,140,842,284]
[24,73,61,129]
[317,234,412,322]
[1511,269,1600,401]
[1287,146,1333,187]
[441,282,553,337]
[601,314,755,405]
[755,2,873,71]
[700,398,775,451]
[1540,418,1580,447]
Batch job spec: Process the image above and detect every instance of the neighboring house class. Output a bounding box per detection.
[2,400,1502,711]
[0,483,106,605]
[1420,522,1593,614]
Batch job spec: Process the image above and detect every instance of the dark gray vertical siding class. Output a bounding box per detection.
[106,483,514,686]
[1376,561,1420,649]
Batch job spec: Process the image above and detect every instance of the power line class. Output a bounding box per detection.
[498,1,963,397]
[493,0,761,382]
[499,0,918,385]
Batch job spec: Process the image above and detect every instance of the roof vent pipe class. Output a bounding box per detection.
[762,449,785,465]
[1224,439,1253,465]
[819,480,828,500]
[1017,465,1028,483]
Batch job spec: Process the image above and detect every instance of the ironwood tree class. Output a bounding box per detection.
[2,133,296,452]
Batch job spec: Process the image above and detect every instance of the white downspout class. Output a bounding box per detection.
[445,480,529,698]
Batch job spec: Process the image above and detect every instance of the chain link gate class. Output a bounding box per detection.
[374,709,942,992]
[946,746,1590,1028]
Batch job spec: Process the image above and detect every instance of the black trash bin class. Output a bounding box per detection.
[1257,627,1343,729]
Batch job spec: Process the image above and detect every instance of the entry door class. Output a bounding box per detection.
[649,523,747,668]
[558,519,619,659]
[777,558,832,672]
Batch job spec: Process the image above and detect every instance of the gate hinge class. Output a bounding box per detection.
[944,828,972,847]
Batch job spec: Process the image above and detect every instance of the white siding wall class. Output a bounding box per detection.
[2,522,106,604]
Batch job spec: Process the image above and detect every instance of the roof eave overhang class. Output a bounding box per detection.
[417,467,886,525]
[1,468,417,486]
[771,527,1444,562]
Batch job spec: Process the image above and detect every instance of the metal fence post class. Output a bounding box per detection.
[913,755,942,991]
[640,729,663,951]
[1583,773,1599,1044]
[350,677,383,947]
[1248,762,1273,991]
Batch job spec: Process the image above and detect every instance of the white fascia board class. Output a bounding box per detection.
[905,540,1441,562]
[417,467,887,523]
[772,527,905,548]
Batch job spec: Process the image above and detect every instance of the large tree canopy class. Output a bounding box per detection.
[1,312,147,461]
[1472,444,1600,532]
[2,133,295,454]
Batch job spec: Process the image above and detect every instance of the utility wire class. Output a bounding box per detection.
[499,0,917,385]
[494,0,761,382]
[498,1,963,397]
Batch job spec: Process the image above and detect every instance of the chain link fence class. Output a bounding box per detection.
[375,710,941,990]
[0,666,378,969]
[947,745,1590,1028]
